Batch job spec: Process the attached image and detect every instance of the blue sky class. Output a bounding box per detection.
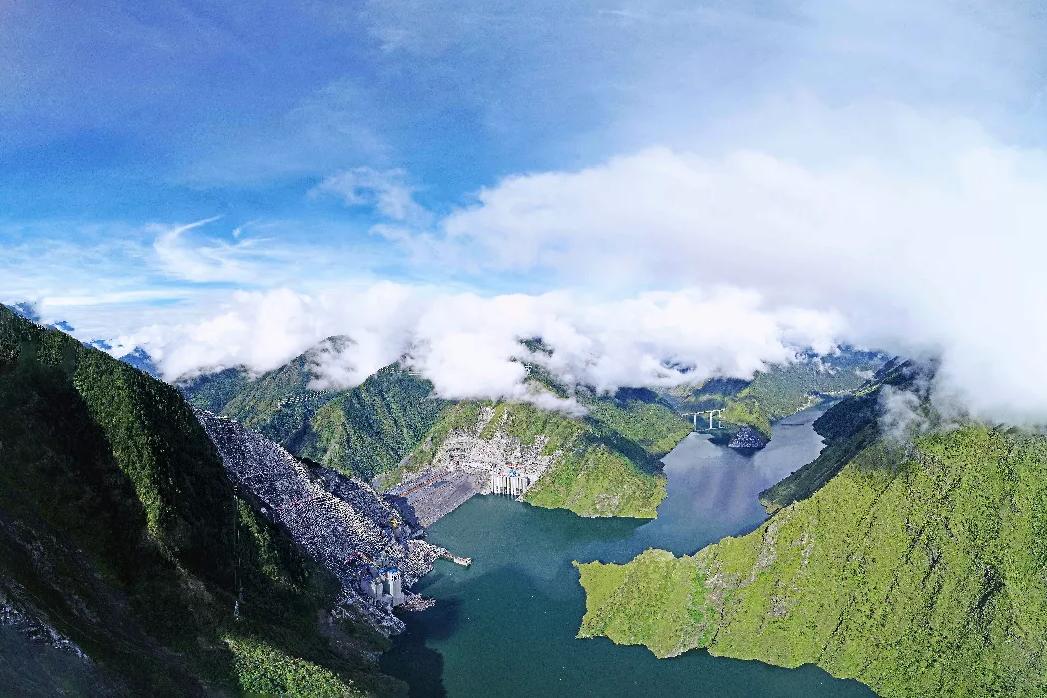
[4,2,1047,420]
[5,2,1041,271]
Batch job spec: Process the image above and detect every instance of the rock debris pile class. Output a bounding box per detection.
[195,409,440,633]
[389,406,561,525]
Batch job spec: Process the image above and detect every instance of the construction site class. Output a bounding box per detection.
[386,406,555,526]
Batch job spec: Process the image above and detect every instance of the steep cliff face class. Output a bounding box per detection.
[388,388,692,519]
[576,424,1047,698]
[0,305,403,696]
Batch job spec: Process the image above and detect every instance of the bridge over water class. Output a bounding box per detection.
[681,408,725,430]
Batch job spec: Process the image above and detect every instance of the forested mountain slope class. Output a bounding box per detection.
[180,345,449,481]
[759,358,925,512]
[576,397,1047,697]
[184,344,692,518]
[292,364,449,480]
[0,305,403,696]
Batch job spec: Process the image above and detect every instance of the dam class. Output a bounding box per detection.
[382,405,875,697]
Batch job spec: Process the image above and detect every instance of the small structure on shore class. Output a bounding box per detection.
[358,565,405,608]
[436,546,472,567]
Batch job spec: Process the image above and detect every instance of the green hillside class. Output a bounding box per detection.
[0,306,400,696]
[399,385,692,519]
[759,358,921,513]
[178,365,252,413]
[183,346,690,516]
[576,419,1047,697]
[180,343,449,481]
[217,337,350,445]
[293,364,449,480]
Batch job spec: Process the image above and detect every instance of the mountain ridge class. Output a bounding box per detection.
[0,303,407,696]
[574,388,1047,698]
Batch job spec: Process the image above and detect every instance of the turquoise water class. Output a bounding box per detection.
[381,406,876,697]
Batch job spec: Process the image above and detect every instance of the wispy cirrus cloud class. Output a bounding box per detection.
[311,167,430,224]
[151,216,272,283]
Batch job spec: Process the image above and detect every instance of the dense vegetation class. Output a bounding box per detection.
[180,345,449,481]
[184,343,691,517]
[576,414,1047,697]
[210,338,349,446]
[759,358,922,512]
[294,364,449,480]
[178,366,252,413]
[0,306,400,696]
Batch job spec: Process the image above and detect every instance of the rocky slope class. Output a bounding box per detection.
[385,386,692,519]
[575,398,1047,697]
[0,304,405,696]
[195,409,441,634]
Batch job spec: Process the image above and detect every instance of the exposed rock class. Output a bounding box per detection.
[386,406,561,525]
[195,409,441,634]
[728,425,769,449]
[0,588,88,659]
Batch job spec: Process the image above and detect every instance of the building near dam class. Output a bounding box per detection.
[359,565,405,609]
[490,468,535,497]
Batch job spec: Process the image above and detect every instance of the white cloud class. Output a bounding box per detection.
[151,216,285,283]
[385,110,1047,425]
[10,2,1045,429]
[312,167,430,224]
[134,284,841,409]
[878,385,930,442]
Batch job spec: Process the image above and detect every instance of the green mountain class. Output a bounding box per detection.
[183,343,691,518]
[574,388,1047,697]
[180,342,449,481]
[292,364,449,480]
[210,336,350,445]
[0,305,401,696]
[177,365,253,413]
[759,357,922,513]
[182,341,883,520]
[663,348,888,446]
[389,384,693,519]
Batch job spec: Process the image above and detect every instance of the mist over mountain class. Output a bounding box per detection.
[7,2,1047,427]
[3,3,1047,696]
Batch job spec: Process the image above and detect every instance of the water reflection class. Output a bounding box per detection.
[382,405,873,698]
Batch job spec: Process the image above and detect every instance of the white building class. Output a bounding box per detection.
[490,468,534,497]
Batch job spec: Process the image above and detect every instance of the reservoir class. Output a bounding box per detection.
[381,405,876,697]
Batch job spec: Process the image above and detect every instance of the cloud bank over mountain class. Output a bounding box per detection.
[81,106,1047,425]
[5,2,1047,425]
[386,111,1047,424]
[128,285,840,409]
